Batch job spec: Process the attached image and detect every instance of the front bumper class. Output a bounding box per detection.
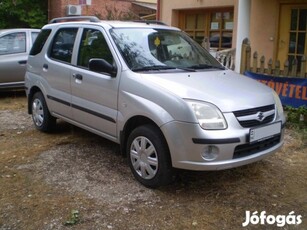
[161,114,285,171]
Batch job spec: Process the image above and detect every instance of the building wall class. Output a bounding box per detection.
[159,0,284,61]
[136,0,156,3]
[250,0,279,61]
[49,0,140,20]
[159,0,235,26]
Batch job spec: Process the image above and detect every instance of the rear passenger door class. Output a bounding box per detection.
[70,27,120,140]
[44,27,78,119]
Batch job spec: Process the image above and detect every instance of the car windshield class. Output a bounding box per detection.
[110,28,224,72]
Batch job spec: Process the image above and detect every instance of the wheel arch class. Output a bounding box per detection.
[120,115,170,158]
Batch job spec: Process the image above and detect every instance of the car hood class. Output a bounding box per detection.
[141,70,274,112]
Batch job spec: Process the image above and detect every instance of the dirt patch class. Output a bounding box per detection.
[0,91,306,229]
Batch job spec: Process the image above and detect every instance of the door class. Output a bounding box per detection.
[0,31,27,84]
[278,4,307,71]
[71,27,119,139]
[45,27,79,119]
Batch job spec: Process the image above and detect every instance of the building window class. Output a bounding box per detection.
[209,12,233,49]
[288,8,307,71]
[179,8,234,50]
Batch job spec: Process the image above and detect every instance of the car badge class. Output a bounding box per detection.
[256,112,265,121]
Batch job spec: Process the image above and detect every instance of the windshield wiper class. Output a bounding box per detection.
[187,64,225,70]
[132,65,198,72]
[131,65,175,72]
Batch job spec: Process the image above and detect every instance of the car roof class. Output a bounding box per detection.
[0,28,41,35]
[43,17,180,31]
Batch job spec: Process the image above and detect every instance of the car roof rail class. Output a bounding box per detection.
[133,20,167,26]
[49,16,100,24]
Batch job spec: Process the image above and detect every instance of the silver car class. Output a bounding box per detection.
[25,17,285,188]
[0,28,40,89]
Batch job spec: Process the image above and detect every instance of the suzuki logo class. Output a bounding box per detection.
[256,112,265,121]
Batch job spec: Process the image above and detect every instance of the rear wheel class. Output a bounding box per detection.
[31,92,56,132]
[127,124,174,188]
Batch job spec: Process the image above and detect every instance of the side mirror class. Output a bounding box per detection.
[89,58,117,77]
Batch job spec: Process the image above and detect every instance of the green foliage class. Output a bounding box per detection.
[285,105,307,130]
[0,0,48,28]
[64,210,80,226]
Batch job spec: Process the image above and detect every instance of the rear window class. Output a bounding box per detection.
[30,29,51,55]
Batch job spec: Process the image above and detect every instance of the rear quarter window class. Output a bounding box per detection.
[30,29,52,56]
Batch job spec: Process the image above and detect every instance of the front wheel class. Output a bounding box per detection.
[31,92,56,132]
[127,124,174,188]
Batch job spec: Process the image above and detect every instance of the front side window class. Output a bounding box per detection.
[49,28,78,63]
[0,32,26,55]
[77,28,113,68]
[110,28,223,71]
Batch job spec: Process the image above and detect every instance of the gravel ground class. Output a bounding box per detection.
[0,92,306,230]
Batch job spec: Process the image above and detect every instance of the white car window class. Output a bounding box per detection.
[0,32,26,55]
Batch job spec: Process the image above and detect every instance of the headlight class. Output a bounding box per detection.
[273,91,284,119]
[185,100,227,130]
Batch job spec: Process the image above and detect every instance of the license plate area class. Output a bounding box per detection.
[249,122,281,143]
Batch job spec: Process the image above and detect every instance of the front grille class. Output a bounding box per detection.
[233,135,281,159]
[238,114,275,127]
[233,104,275,128]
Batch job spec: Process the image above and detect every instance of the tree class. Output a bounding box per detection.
[0,0,48,28]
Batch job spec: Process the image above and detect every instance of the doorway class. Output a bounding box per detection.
[278,4,307,71]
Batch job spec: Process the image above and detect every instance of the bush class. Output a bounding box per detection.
[284,105,307,130]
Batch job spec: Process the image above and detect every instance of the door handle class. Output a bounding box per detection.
[18,60,27,65]
[43,64,48,70]
[73,73,83,80]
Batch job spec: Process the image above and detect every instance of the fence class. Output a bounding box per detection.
[215,48,236,70]
[240,38,307,78]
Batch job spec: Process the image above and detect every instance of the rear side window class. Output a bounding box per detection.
[49,28,78,63]
[0,32,26,55]
[30,29,51,55]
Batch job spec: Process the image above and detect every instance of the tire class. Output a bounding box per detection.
[31,91,56,132]
[127,124,174,188]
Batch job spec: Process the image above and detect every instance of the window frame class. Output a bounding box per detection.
[179,8,234,50]
[77,27,114,70]
[48,27,79,64]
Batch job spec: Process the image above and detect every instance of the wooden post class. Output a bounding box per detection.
[252,52,258,73]
[246,46,251,71]
[300,55,306,78]
[260,56,265,74]
[274,60,280,76]
[284,60,289,76]
[240,38,250,74]
[267,59,273,75]
[291,58,297,77]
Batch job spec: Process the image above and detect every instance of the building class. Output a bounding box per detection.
[157,0,307,72]
[48,0,157,21]
[47,0,306,73]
